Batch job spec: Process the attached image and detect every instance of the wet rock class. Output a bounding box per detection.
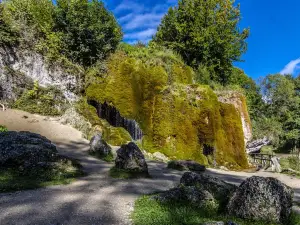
[227,176,293,223]
[89,133,112,159]
[0,131,58,169]
[168,160,206,172]
[180,172,237,206]
[115,142,148,174]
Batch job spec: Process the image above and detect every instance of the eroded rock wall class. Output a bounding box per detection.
[217,91,252,144]
[0,46,83,102]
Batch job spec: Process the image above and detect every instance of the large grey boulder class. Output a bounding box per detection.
[0,131,58,169]
[153,186,218,210]
[227,176,293,223]
[89,133,112,159]
[168,160,206,172]
[180,172,237,206]
[115,142,148,174]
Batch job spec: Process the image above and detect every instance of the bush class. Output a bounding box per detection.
[13,82,68,116]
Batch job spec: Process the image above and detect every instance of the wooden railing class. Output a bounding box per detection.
[249,153,275,167]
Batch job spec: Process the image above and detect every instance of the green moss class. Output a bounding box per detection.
[86,53,248,169]
[75,98,131,145]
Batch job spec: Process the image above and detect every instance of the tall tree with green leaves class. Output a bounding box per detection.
[258,74,300,150]
[153,0,249,84]
[55,0,123,67]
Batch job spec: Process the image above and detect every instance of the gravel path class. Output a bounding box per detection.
[0,109,300,225]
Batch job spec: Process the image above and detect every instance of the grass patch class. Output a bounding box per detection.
[132,196,300,225]
[109,167,150,179]
[0,164,84,193]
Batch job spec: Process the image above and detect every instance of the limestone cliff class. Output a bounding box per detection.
[217,91,252,144]
[86,51,250,169]
[0,47,83,102]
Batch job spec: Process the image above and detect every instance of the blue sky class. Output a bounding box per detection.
[104,0,300,80]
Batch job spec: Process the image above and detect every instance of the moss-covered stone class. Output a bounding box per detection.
[75,98,131,145]
[86,50,249,169]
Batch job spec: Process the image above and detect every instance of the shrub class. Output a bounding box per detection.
[13,82,68,116]
[0,125,8,132]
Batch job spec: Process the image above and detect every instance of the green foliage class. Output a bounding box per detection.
[0,160,83,193]
[153,0,249,84]
[86,52,248,169]
[0,125,8,132]
[13,81,68,116]
[0,4,19,46]
[280,156,300,172]
[132,195,296,225]
[55,0,122,66]
[257,74,300,150]
[109,167,150,179]
[1,0,122,67]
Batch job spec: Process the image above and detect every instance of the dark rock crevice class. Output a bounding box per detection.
[89,100,143,140]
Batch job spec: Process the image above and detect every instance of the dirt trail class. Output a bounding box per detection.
[0,109,299,225]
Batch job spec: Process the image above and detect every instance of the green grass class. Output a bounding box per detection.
[0,166,84,193]
[280,156,300,178]
[109,167,150,179]
[132,196,300,225]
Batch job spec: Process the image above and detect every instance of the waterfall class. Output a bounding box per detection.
[89,100,143,140]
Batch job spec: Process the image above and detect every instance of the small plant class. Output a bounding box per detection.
[13,82,68,116]
[0,125,8,132]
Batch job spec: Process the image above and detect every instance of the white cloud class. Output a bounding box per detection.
[123,13,164,30]
[280,58,300,75]
[113,0,175,43]
[125,28,157,40]
[113,1,144,14]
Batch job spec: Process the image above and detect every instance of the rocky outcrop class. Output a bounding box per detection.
[217,91,252,144]
[180,172,237,206]
[153,186,218,210]
[115,142,148,175]
[0,47,83,102]
[0,131,82,175]
[246,137,271,153]
[227,176,293,223]
[89,133,112,159]
[167,160,206,172]
[0,131,58,168]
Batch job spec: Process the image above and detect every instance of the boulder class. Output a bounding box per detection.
[227,176,293,223]
[89,133,112,158]
[180,172,237,206]
[153,152,169,162]
[167,160,206,172]
[246,137,270,154]
[153,186,218,210]
[0,131,58,169]
[115,142,148,174]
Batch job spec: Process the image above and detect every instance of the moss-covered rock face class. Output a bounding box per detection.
[86,49,249,169]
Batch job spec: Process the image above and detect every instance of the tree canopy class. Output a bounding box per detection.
[153,0,249,84]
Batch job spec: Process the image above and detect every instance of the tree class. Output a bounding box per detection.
[55,0,122,67]
[0,3,19,46]
[259,74,300,150]
[153,0,249,84]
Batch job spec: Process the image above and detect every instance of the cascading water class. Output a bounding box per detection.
[89,100,143,140]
